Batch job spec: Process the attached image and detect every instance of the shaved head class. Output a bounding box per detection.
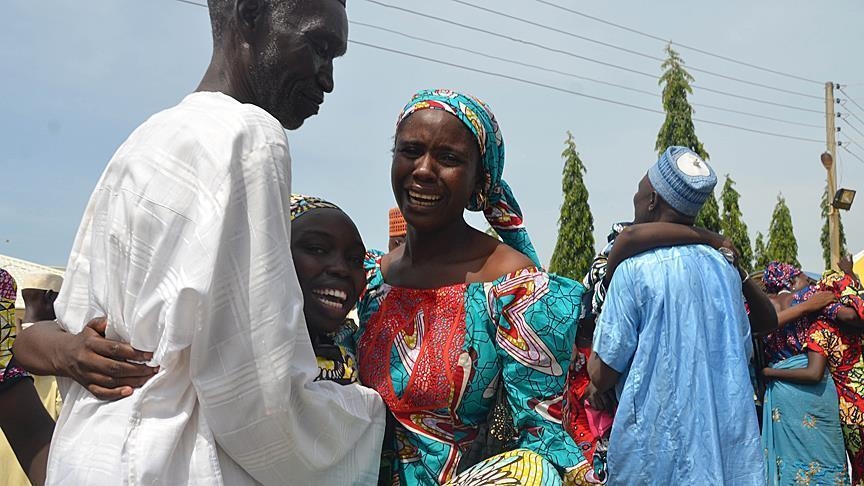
[200,0,349,129]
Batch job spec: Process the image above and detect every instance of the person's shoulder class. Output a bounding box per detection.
[481,242,536,281]
[145,92,287,155]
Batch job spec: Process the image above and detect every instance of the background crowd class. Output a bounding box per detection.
[1,1,863,486]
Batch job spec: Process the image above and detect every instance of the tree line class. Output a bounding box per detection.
[548,45,848,281]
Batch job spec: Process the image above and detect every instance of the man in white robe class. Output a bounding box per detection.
[13,1,386,484]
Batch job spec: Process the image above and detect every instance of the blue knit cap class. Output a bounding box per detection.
[648,146,717,217]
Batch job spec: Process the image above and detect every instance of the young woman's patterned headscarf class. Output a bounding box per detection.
[762,261,803,294]
[289,194,340,222]
[396,89,540,267]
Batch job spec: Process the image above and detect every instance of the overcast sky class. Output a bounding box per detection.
[3,0,863,271]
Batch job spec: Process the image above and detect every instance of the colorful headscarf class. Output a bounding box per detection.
[290,194,340,222]
[396,89,540,267]
[762,261,803,294]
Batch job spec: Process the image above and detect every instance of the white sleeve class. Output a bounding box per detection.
[189,143,386,485]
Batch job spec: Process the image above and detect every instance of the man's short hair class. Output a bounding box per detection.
[207,0,345,41]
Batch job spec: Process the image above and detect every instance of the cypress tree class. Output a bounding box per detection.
[694,193,722,233]
[754,232,769,271]
[549,132,595,279]
[720,175,753,273]
[766,195,800,268]
[655,44,717,229]
[820,185,847,269]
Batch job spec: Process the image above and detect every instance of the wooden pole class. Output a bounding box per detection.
[825,82,840,270]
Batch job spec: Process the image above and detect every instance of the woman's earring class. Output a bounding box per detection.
[476,188,488,209]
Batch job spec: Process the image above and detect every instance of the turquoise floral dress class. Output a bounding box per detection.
[349,253,587,485]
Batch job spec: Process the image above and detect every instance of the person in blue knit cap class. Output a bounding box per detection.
[585,146,765,485]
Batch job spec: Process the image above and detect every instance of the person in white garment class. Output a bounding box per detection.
[12,1,386,484]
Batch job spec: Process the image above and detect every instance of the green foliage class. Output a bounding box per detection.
[720,175,753,273]
[766,195,800,268]
[820,185,847,270]
[754,232,769,271]
[655,44,709,160]
[549,132,595,279]
[694,192,722,233]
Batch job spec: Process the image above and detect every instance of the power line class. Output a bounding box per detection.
[841,145,864,165]
[362,0,823,113]
[350,21,658,97]
[167,0,823,142]
[535,0,823,86]
[352,21,820,128]
[839,87,864,114]
[694,85,822,114]
[840,118,864,140]
[350,39,823,143]
[451,0,821,100]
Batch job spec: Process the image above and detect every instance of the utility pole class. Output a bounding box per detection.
[823,81,840,270]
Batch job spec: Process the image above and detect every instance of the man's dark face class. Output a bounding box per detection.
[248,0,348,129]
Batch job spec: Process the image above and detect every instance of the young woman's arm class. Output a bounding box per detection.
[604,223,729,286]
[13,319,157,400]
[745,278,779,337]
[762,351,827,384]
[773,292,836,328]
[0,378,54,486]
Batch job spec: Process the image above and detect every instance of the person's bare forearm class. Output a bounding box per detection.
[0,379,54,486]
[744,278,778,336]
[12,321,70,376]
[605,223,725,286]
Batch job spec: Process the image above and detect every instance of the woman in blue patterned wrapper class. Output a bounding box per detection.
[758,261,848,485]
[348,89,588,486]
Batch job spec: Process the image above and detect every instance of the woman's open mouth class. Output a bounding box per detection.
[312,288,348,310]
[407,190,442,208]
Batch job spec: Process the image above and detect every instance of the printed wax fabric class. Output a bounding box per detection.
[352,253,587,485]
[761,354,848,485]
[0,269,25,391]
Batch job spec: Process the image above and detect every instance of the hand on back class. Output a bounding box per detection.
[62,318,158,401]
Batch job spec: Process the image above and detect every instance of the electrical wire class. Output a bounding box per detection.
[350,40,823,143]
[840,118,864,140]
[352,21,821,128]
[363,0,824,113]
[453,0,821,100]
[839,88,864,115]
[535,0,823,86]
[168,0,824,143]
[841,145,864,165]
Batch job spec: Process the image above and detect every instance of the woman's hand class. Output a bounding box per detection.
[581,382,616,412]
[839,254,855,275]
[59,318,159,401]
[802,291,837,313]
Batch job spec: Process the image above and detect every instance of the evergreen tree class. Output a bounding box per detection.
[820,185,848,269]
[549,132,595,279]
[694,192,722,233]
[720,175,753,273]
[754,232,769,271]
[655,44,717,228]
[766,195,800,267]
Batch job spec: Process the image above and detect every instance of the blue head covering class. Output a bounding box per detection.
[648,146,717,217]
[396,89,540,267]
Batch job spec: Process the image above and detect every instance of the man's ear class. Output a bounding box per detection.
[648,192,657,212]
[236,0,265,37]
